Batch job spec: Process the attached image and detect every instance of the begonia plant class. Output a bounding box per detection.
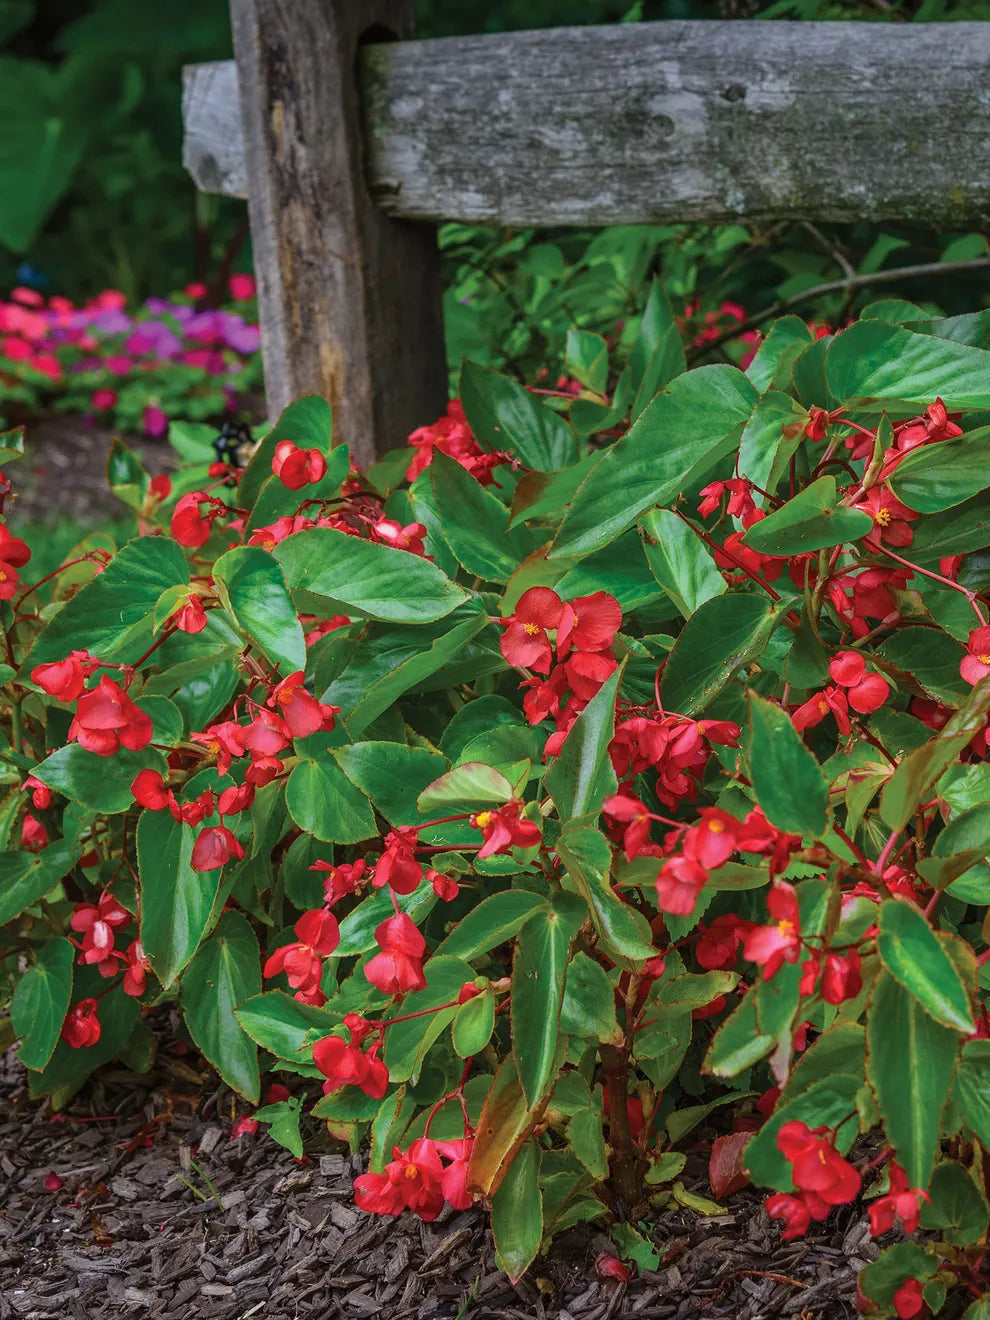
[3,287,990,1316]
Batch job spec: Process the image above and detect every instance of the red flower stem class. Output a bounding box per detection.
[13,556,100,610]
[381,997,463,1029]
[831,826,871,871]
[873,545,988,625]
[128,626,178,673]
[975,948,990,967]
[675,511,782,602]
[874,829,903,878]
[421,814,474,828]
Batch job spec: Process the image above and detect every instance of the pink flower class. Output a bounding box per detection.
[229,273,256,300]
[190,825,245,872]
[364,914,427,996]
[961,626,990,686]
[743,882,802,979]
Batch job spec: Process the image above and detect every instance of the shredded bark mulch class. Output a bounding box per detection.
[0,1046,879,1320]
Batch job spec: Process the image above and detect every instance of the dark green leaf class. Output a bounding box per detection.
[452,983,496,1058]
[743,477,873,556]
[429,451,538,583]
[867,971,959,1186]
[639,509,726,618]
[417,762,513,815]
[239,395,333,509]
[23,536,189,670]
[181,911,261,1102]
[876,899,975,1032]
[559,951,622,1044]
[747,691,828,838]
[556,825,657,967]
[512,898,583,1106]
[704,990,774,1078]
[552,366,758,557]
[333,741,447,826]
[434,891,549,960]
[460,360,578,472]
[274,526,468,623]
[890,426,990,513]
[34,744,167,814]
[0,841,77,925]
[138,809,220,989]
[660,593,783,717]
[744,319,813,394]
[826,321,990,411]
[955,1039,990,1150]
[12,938,74,1071]
[234,990,339,1061]
[919,1161,989,1245]
[491,1140,543,1283]
[285,746,376,844]
[212,546,305,675]
[384,955,475,1083]
[545,666,622,821]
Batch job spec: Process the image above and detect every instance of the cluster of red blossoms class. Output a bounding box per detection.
[405,399,510,486]
[792,650,891,733]
[765,1121,861,1239]
[32,656,153,758]
[354,1136,474,1222]
[62,892,150,1028]
[0,522,31,600]
[500,586,623,754]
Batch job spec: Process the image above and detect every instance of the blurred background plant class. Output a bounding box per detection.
[0,0,987,440]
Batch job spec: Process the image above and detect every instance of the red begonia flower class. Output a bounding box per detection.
[20,814,48,850]
[499,587,564,674]
[743,882,802,979]
[122,940,151,997]
[868,1162,928,1236]
[656,855,708,916]
[828,650,890,713]
[961,625,990,686]
[683,808,739,870]
[31,652,90,702]
[191,825,245,873]
[696,914,751,970]
[68,675,153,756]
[792,686,851,735]
[268,671,337,739]
[364,913,427,995]
[171,491,226,547]
[776,1121,861,1204]
[61,998,101,1049]
[893,1278,924,1320]
[855,487,918,548]
[0,524,31,567]
[603,793,653,860]
[556,591,622,657]
[174,595,208,633]
[312,1034,388,1099]
[471,800,541,859]
[821,948,862,1005]
[131,768,174,811]
[371,519,427,556]
[373,828,423,894]
[312,858,367,905]
[191,721,246,776]
[217,782,254,816]
[272,440,327,490]
[564,649,618,700]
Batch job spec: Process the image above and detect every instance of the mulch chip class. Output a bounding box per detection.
[0,1048,879,1319]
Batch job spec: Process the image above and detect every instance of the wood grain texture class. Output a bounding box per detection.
[228,0,446,463]
[187,19,990,226]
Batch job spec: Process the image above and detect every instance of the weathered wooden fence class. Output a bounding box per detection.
[183,2,990,463]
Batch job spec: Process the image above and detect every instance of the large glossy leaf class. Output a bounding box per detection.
[551,366,758,558]
[417,762,513,814]
[955,1040,990,1150]
[212,545,305,675]
[660,593,782,717]
[703,990,774,1078]
[460,359,578,472]
[274,526,468,623]
[735,389,805,501]
[23,536,189,670]
[181,911,261,1102]
[491,1140,543,1284]
[747,692,828,838]
[33,744,168,814]
[556,824,657,967]
[0,840,77,925]
[826,321,990,411]
[920,1161,989,1245]
[512,897,584,1106]
[509,450,605,527]
[559,951,622,1044]
[333,741,447,826]
[434,890,549,959]
[429,451,537,582]
[138,808,220,989]
[234,990,339,1061]
[322,608,491,738]
[876,898,974,1032]
[639,508,726,618]
[285,743,376,844]
[12,938,74,1071]
[545,666,621,822]
[909,491,990,565]
[742,476,873,556]
[889,426,990,514]
[744,320,813,394]
[866,971,960,1186]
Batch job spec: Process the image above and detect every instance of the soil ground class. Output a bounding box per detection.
[0,1041,880,1320]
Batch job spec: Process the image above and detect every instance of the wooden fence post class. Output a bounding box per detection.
[228,0,448,464]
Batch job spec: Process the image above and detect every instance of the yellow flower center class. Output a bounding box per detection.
[403,1164,419,1181]
[208,739,221,754]
[817,699,829,715]
[777,919,795,936]
[707,820,725,834]
[523,622,541,636]
[818,1149,828,1165]
[874,508,892,526]
[978,654,990,666]
[475,811,494,828]
[0,569,7,582]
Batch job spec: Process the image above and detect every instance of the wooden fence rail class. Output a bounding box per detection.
[182,5,990,461]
